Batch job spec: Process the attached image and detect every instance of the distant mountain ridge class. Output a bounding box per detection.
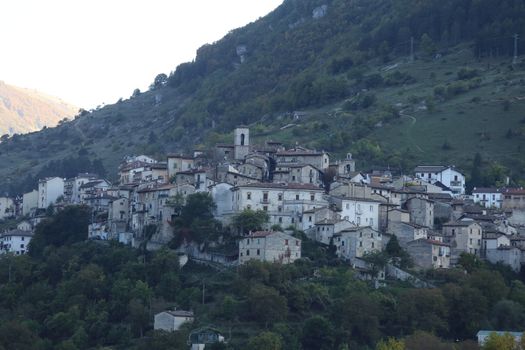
[0,81,77,135]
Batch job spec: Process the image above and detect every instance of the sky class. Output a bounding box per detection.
[0,0,283,109]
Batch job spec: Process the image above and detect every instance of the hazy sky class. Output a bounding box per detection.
[0,0,283,109]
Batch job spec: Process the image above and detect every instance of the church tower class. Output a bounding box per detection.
[234,127,250,161]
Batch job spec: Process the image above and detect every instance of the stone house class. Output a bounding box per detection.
[238,231,301,264]
[389,221,429,248]
[485,246,521,272]
[405,197,434,229]
[406,239,451,269]
[0,197,14,220]
[309,219,355,245]
[273,163,322,186]
[276,147,330,170]
[167,154,194,180]
[154,310,194,332]
[442,221,483,258]
[300,206,341,231]
[502,188,525,210]
[333,227,382,263]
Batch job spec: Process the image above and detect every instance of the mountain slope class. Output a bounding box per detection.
[0,81,77,136]
[1,0,525,194]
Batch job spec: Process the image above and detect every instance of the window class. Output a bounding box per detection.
[370,218,374,226]
[310,194,315,201]
[247,192,251,200]
[372,242,374,248]
[296,240,299,246]
[246,249,250,256]
[278,193,283,201]
[359,241,363,247]
[292,176,296,181]
[278,217,282,223]
[263,192,268,201]
[291,218,295,223]
[370,205,373,212]
[285,239,288,245]
[263,206,268,211]
[359,231,362,237]
[21,237,24,241]
[257,249,260,255]
[308,216,312,222]
[296,194,300,200]
[278,206,282,212]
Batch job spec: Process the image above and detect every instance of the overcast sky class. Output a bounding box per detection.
[0,0,283,109]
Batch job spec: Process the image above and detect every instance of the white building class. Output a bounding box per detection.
[472,187,502,208]
[154,310,194,332]
[167,154,195,180]
[38,177,65,209]
[238,231,301,264]
[231,183,327,228]
[0,229,33,255]
[331,196,380,231]
[414,165,465,196]
[0,197,15,220]
[64,173,99,204]
[22,190,39,216]
[477,331,523,346]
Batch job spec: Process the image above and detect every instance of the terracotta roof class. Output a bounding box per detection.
[246,231,274,238]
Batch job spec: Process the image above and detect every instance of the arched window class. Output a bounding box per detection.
[240,133,245,146]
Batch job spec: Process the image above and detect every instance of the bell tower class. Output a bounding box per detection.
[234,127,250,160]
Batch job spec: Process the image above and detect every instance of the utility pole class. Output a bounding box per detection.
[202,280,205,305]
[410,37,414,62]
[513,33,519,65]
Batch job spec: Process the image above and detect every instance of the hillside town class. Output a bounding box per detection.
[1,127,525,278]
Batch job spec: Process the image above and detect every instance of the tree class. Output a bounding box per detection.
[231,209,269,234]
[247,284,288,325]
[301,316,334,350]
[420,33,437,57]
[376,338,405,350]
[150,73,168,90]
[468,153,483,193]
[248,332,283,350]
[482,332,516,350]
[404,331,452,350]
[170,193,219,246]
[29,206,91,257]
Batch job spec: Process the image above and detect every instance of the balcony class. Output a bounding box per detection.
[450,181,463,187]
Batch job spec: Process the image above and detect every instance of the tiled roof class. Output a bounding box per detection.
[236,182,323,190]
[472,187,501,194]
[414,165,448,173]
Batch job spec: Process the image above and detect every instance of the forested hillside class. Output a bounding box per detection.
[1,0,525,194]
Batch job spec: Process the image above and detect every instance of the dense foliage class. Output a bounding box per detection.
[0,207,524,349]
